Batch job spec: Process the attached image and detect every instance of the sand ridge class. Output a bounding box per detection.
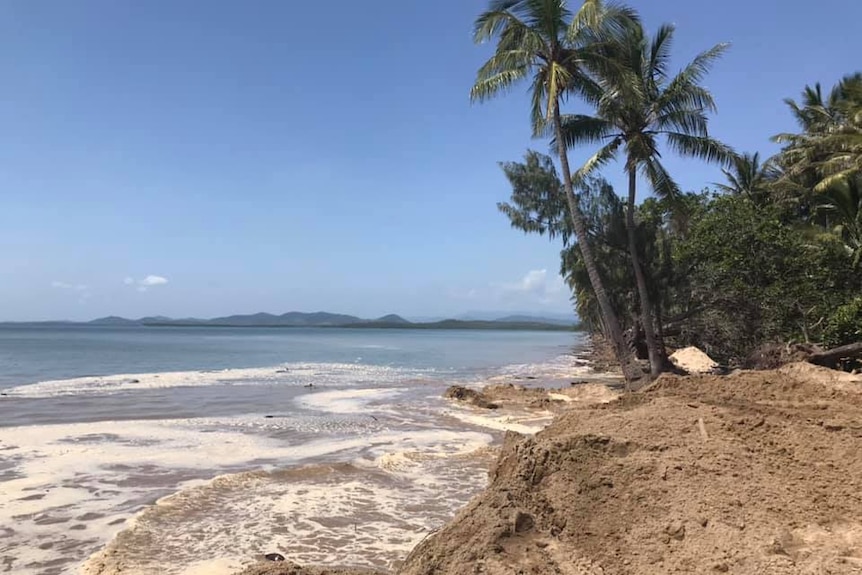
[398,364,862,574]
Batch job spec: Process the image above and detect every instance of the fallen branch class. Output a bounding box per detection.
[809,342,862,368]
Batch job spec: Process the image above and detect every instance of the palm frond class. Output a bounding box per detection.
[471,50,534,102]
[654,108,709,135]
[656,82,719,119]
[642,156,680,200]
[673,43,729,86]
[557,113,617,146]
[664,132,734,166]
[575,137,623,179]
[530,70,550,136]
[568,0,638,41]
[647,23,675,83]
[815,168,862,193]
[473,8,528,43]
[526,0,570,42]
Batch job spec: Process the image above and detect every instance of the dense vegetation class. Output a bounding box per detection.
[473,0,862,382]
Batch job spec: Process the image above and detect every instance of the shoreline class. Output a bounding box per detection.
[0,332,631,575]
[56,347,606,575]
[226,358,862,575]
[0,338,582,575]
[581,333,624,377]
[222,345,625,575]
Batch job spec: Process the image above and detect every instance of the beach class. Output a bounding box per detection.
[226,359,862,575]
[6,327,861,575]
[0,326,591,574]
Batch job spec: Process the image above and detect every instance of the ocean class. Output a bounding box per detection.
[0,325,591,575]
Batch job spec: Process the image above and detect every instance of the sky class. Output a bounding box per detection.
[0,0,858,321]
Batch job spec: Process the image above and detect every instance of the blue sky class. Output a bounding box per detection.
[0,0,858,321]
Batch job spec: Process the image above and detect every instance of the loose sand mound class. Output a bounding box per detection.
[399,367,862,574]
[668,346,719,374]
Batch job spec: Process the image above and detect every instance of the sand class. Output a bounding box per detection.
[668,346,719,374]
[399,363,862,574]
[237,362,862,574]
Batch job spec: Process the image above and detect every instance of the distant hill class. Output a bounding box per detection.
[143,311,365,327]
[2,311,578,331]
[493,315,575,326]
[279,311,364,326]
[88,316,139,326]
[348,318,573,331]
[374,314,411,324]
[455,311,577,324]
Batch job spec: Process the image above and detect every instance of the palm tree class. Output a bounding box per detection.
[471,0,644,385]
[774,73,862,193]
[818,174,862,268]
[714,152,777,205]
[561,22,732,377]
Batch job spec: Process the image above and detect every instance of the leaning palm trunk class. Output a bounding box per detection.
[554,107,642,386]
[562,23,731,378]
[626,167,664,377]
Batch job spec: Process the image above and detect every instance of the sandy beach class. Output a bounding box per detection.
[6,334,862,575]
[0,328,589,575]
[226,357,862,575]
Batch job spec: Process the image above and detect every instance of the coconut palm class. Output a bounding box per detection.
[818,174,862,268]
[471,0,644,384]
[714,152,777,205]
[560,22,733,377]
[774,74,862,193]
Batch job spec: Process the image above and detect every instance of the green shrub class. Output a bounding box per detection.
[823,297,862,347]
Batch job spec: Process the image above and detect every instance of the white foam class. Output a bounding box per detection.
[0,413,493,575]
[444,407,554,435]
[295,388,403,414]
[81,441,496,574]
[488,353,594,383]
[2,362,417,398]
[0,350,589,574]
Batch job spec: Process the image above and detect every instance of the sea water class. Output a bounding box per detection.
[0,326,590,574]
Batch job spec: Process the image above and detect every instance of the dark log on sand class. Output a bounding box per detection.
[809,342,862,368]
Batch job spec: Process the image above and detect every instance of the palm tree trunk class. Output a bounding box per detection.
[625,166,664,378]
[552,106,642,387]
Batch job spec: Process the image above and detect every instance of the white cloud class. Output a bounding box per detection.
[505,269,549,294]
[140,275,168,287]
[497,269,567,306]
[453,269,570,313]
[51,281,88,292]
[125,275,169,292]
[51,281,90,304]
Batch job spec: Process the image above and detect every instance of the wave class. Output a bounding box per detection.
[295,388,404,414]
[443,405,555,434]
[1,362,436,399]
[1,405,494,575]
[79,433,496,574]
[82,440,500,575]
[0,350,589,574]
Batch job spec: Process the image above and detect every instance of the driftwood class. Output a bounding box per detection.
[809,342,862,368]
